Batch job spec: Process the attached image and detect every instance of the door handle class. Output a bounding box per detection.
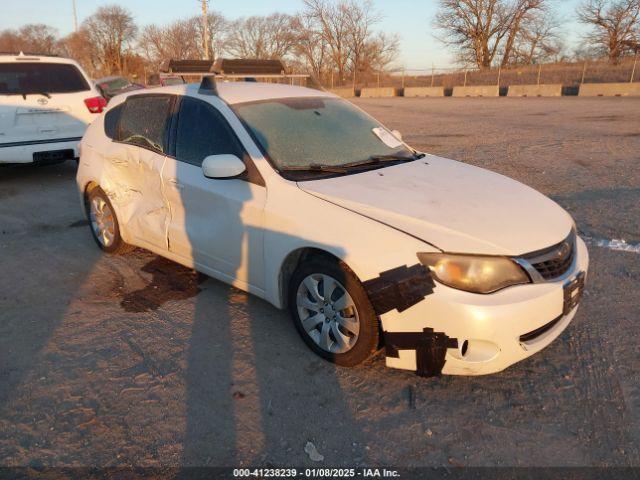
[168,179,184,190]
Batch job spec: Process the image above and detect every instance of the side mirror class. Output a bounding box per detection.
[202,154,246,179]
[392,130,403,141]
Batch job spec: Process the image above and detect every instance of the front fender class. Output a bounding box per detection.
[262,181,439,309]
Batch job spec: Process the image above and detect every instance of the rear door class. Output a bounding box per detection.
[106,94,175,250]
[0,61,93,145]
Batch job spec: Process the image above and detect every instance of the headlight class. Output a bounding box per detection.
[417,253,530,294]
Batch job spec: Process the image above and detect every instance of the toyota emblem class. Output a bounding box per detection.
[37,97,48,106]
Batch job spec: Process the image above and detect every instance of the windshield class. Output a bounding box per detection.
[233,97,415,175]
[0,62,90,95]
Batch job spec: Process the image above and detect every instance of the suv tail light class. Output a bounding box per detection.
[84,96,107,114]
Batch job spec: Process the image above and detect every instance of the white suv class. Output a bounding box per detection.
[0,52,105,165]
[76,80,589,377]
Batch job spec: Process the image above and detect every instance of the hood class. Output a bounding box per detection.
[299,155,573,256]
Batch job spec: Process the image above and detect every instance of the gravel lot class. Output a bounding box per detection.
[0,97,638,468]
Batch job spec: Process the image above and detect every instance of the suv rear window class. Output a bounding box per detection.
[0,62,90,95]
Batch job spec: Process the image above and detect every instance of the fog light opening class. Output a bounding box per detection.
[460,340,469,357]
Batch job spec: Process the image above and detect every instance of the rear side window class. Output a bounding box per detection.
[175,96,244,167]
[104,104,123,140]
[118,95,173,153]
[0,62,90,95]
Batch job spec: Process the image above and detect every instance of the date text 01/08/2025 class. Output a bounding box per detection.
[232,468,401,478]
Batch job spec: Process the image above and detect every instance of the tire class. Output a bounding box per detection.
[289,257,379,367]
[85,187,133,255]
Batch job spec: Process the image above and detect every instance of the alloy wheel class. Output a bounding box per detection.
[89,196,116,248]
[296,273,360,354]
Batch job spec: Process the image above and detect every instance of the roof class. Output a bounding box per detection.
[140,81,335,105]
[0,53,80,65]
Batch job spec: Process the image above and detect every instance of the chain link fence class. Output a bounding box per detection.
[320,56,639,91]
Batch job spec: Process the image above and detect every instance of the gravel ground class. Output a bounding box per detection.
[0,97,638,469]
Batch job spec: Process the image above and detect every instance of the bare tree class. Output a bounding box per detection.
[59,29,100,77]
[578,0,640,64]
[139,13,226,65]
[511,16,564,64]
[303,0,352,82]
[225,13,297,59]
[360,31,400,72]
[194,12,228,61]
[0,24,59,55]
[500,0,547,67]
[293,14,331,80]
[434,0,551,69]
[344,0,380,75]
[0,30,20,53]
[140,20,200,64]
[302,0,395,84]
[82,5,137,75]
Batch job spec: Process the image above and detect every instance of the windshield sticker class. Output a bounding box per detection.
[372,127,403,149]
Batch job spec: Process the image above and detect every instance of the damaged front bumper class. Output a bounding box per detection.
[372,237,589,377]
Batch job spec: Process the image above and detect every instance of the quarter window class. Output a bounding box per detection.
[104,104,123,140]
[175,96,244,167]
[118,95,173,153]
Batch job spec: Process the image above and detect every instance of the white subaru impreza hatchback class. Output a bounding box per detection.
[76,80,589,377]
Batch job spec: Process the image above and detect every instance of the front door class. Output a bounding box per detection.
[162,96,266,292]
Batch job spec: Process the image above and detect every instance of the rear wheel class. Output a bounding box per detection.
[86,187,133,254]
[289,258,379,367]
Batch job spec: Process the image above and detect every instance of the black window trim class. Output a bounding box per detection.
[114,93,177,156]
[170,94,265,187]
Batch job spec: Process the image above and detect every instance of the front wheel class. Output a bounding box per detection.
[289,258,379,367]
[86,187,133,254]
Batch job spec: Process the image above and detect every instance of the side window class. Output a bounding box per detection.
[104,103,123,140]
[175,96,244,167]
[118,95,173,153]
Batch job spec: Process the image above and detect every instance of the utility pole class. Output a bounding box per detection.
[72,0,78,32]
[201,0,210,60]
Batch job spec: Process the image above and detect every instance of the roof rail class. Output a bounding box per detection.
[164,59,214,74]
[212,58,286,75]
[160,58,323,91]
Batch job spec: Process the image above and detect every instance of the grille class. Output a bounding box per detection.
[532,248,574,279]
[524,232,576,281]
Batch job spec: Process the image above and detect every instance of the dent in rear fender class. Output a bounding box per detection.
[363,264,458,377]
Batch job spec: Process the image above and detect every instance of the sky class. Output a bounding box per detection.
[1,0,587,70]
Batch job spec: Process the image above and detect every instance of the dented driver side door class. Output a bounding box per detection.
[107,94,175,251]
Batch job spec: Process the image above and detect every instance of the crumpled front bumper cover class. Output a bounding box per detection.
[363,237,589,377]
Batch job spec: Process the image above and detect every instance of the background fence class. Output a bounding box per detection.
[319,56,639,91]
